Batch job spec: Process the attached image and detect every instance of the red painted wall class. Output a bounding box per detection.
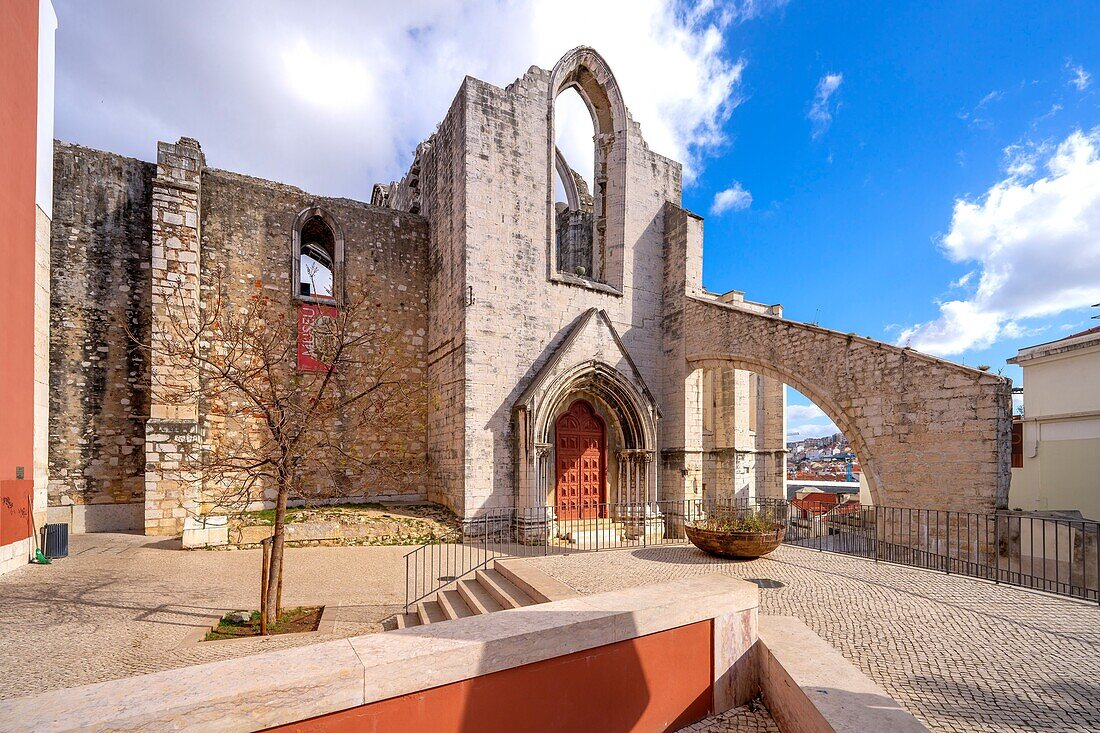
[0,0,39,498]
[267,621,714,733]
[0,481,34,545]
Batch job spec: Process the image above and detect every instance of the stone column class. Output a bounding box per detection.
[758,373,786,500]
[144,138,205,536]
[534,444,552,508]
[660,204,706,537]
[643,451,656,509]
[516,443,552,544]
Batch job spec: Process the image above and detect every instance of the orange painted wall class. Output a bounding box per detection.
[267,621,714,733]
[0,481,34,545]
[0,0,39,499]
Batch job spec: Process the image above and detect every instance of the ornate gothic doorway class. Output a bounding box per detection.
[555,400,606,520]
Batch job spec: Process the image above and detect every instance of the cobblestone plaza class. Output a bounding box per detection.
[1,534,1097,732]
[528,545,1100,733]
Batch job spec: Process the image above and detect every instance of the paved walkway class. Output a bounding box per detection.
[4,534,1099,732]
[527,544,1100,733]
[0,533,409,699]
[679,703,779,733]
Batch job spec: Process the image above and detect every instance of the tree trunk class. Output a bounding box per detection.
[264,481,290,630]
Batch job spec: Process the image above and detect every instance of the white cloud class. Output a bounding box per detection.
[54,0,768,199]
[808,72,843,138]
[897,128,1100,355]
[787,404,825,422]
[786,403,839,440]
[958,89,1002,129]
[787,422,840,440]
[710,181,753,214]
[280,39,372,112]
[1067,61,1091,91]
[977,89,1003,107]
[949,271,975,289]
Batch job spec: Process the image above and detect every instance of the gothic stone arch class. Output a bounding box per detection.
[683,296,1012,512]
[291,206,346,305]
[518,360,659,515]
[547,46,629,290]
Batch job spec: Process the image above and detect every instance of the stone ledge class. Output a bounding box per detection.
[758,615,929,733]
[549,271,624,296]
[0,574,758,732]
[494,557,580,601]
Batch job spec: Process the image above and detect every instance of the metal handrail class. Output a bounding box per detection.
[402,499,1100,611]
[402,498,784,611]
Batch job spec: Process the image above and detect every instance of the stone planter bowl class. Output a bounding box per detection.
[684,522,787,559]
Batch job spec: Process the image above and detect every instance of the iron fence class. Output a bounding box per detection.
[404,499,1100,611]
[404,498,783,611]
[785,504,1099,604]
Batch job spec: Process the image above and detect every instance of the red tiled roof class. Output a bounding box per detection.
[791,495,860,517]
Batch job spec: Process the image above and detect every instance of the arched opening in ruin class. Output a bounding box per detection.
[689,355,882,509]
[783,385,865,507]
[553,87,598,281]
[292,207,344,304]
[548,47,628,291]
[514,358,659,520]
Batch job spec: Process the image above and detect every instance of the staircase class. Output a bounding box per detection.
[395,558,577,630]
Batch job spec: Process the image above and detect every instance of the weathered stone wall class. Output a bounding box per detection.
[452,60,682,514]
[197,166,431,513]
[50,139,431,535]
[411,87,468,514]
[663,200,1009,513]
[51,47,1006,529]
[661,204,707,505]
[48,143,153,528]
[701,366,786,502]
[385,52,689,515]
[144,138,205,534]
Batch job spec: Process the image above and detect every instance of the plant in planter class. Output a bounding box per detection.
[685,510,787,559]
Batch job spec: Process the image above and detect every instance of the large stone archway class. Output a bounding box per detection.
[662,204,1012,513]
[688,354,884,504]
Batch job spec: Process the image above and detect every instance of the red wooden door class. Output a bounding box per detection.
[555,400,605,520]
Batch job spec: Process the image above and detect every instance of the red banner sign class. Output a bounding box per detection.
[297,303,339,372]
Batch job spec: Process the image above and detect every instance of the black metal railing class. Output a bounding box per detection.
[789,505,1100,604]
[403,498,783,611]
[403,499,1100,611]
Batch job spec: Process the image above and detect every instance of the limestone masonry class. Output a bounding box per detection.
[48,47,1011,534]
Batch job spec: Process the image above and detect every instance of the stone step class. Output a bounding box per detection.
[457,577,504,615]
[475,568,536,609]
[438,589,475,620]
[392,559,568,630]
[416,600,447,626]
[395,612,421,630]
[494,558,580,603]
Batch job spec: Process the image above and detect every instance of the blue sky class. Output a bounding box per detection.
[52,1,1100,442]
[676,2,1100,439]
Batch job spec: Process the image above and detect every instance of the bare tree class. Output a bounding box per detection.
[140,270,427,629]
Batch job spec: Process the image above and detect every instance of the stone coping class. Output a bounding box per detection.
[495,557,580,601]
[758,616,929,733]
[0,574,758,732]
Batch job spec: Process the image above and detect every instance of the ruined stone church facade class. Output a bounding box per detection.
[48,48,1010,536]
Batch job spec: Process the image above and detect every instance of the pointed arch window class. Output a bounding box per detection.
[547,47,628,294]
[292,207,344,304]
